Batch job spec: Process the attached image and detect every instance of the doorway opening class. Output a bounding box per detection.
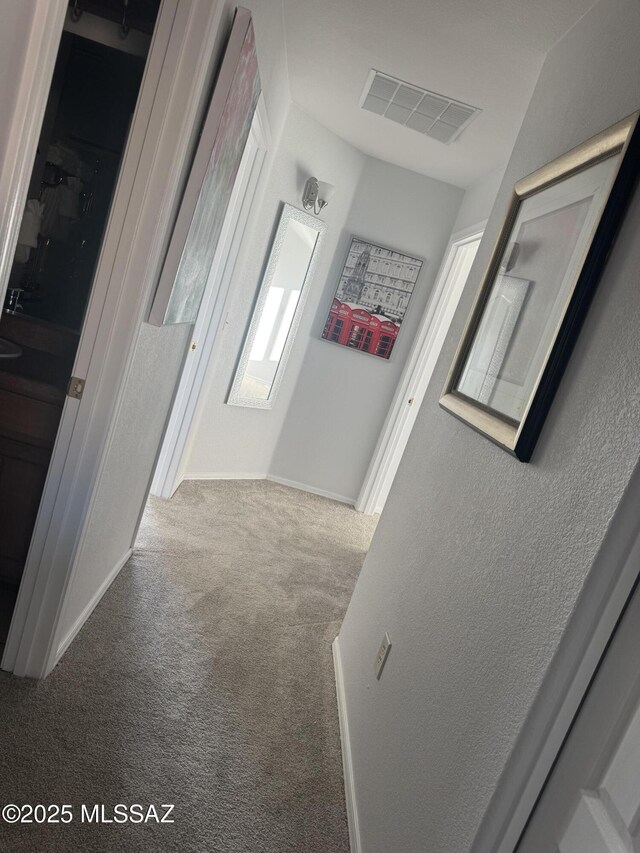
[356,225,484,515]
[0,3,159,650]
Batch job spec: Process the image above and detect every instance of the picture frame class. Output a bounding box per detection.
[440,110,640,462]
[148,7,261,325]
[321,237,424,360]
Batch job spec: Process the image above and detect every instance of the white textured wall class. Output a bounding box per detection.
[337,0,640,850]
[452,164,506,234]
[182,105,366,478]
[270,157,462,501]
[57,0,291,643]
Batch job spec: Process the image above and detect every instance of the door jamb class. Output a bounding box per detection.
[355,222,485,515]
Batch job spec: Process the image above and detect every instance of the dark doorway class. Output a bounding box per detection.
[0,4,159,652]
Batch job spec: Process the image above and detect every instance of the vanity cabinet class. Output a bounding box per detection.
[0,435,50,586]
[0,313,77,590]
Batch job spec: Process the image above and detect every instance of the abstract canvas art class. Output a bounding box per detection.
[321,237,423,360]
[149,8,261,325]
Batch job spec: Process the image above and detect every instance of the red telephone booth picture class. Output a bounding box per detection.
[322,298,400,360]
[322,298,353,346]
[375,319,399,359]
[320,236,422,360]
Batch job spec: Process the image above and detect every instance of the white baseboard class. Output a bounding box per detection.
[181,471,267,481]
[267,474,355,506]
[54,548,133,663]
[333,636,361,853]
[180,472,355,505]
[168,474,183,498]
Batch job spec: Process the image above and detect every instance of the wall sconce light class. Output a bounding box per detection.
[302,177,334,215]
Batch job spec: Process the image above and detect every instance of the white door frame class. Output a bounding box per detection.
[471,463,640,853]
[355,222,485,515]
[151,97,271,499]
[2,0,227,678]
[516,539,640,851]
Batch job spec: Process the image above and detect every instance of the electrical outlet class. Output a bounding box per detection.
[375,632,392,680]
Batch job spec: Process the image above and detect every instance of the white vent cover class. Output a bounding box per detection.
[360,70,480,144]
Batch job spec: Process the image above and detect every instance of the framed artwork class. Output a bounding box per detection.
[149,7,261,325]
[321,237,423,360]
[440,111,640,461]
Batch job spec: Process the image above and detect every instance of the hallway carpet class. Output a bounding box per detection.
[0,480,377,852]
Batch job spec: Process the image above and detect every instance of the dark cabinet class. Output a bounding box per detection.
[0,313,77,593]
[0,435,51,587]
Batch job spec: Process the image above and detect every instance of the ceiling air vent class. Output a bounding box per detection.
[360,71,480,144]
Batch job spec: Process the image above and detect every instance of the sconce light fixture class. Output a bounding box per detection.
[302,177,334,215]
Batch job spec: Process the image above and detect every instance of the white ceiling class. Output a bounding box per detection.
[281,0,598,188]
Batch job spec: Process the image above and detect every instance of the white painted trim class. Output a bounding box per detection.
[333,636,362,853]
[0,0,68,309]
[3,0,228,678]
[267,475,355,506]
[182,472,268,481]
[54,548,133,663]
[470,463,640,853]
[150,96,271,499]
[175,472,355,505]
[356,222,485,515]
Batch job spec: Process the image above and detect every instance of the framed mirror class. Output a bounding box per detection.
[440,110,640,461]
[228,203,325,408]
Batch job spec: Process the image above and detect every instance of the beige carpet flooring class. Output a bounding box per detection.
[0,479,377,852]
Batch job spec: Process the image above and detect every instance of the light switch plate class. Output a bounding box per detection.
[375,632,392,679]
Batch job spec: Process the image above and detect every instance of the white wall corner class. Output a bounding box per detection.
[267,474,355,506]
[333,636,362,853]
[182,471,268,481]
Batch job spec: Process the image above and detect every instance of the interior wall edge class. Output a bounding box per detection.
[333,636,362,853]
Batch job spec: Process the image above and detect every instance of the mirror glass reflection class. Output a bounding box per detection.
[456,156,617,422]
[229,204,325,407]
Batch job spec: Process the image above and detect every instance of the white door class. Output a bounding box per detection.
[150,99,270,499]
[356,225,483,515]
[518,579,640,853]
